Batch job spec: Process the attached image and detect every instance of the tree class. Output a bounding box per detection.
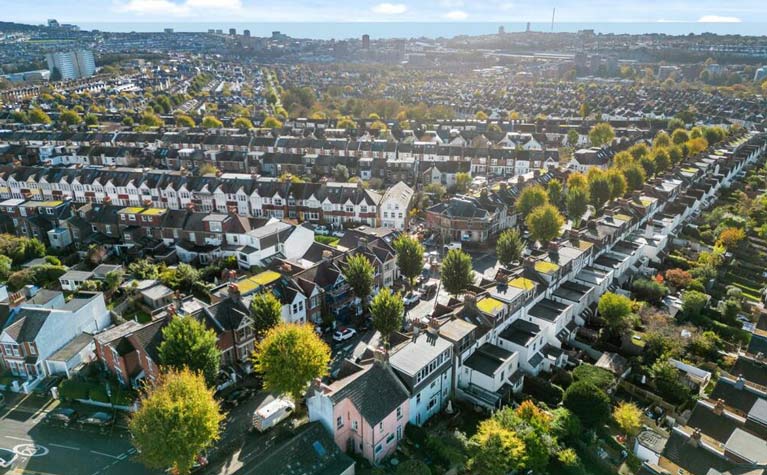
[129,368,223,475]
[104,270,124,292]
[262,116,283,128]
[396,460,432,475]
[87,244,108,266]
[253,323,331,403]
[623,163,646,192]
[653,148,671,173]
[84,113,99,126]
[342,254,375,311]
[671,128,689,145]
[160,263,200,293]
[233,117,253,130]
[598,292,634,333]
[129,259,160,280]
[588,171,611,210]
[0,255,12,281]
[651,359,691,404]
[441,248,474,297]
[567,129,579,146]
[566,186,588,227]
[424,183,446,201]
[653,131,672,148]
[175,114,195,127]
[468,418,526,475]
[333,164,350,182]
[455,172,471,193]
[631,278,668,304]
[613,402,642,438]
[59,109,82,126]
[681,290,708,318]
[201,115,223,128]
[369,288,404,346]
[516,185,549,218]
[606,169,627,199]
[718,227,746,249]
[588,122,615,147]
[496,229,524,268]
[567,172,588,191]
[547,178,563,206]
[29,107,52,124]
[526,204,564,244]
[392,235,424,289]
[665,268,692,289]
[249,292,283,339]
[563,381,610,430]
[140,111,164,127]
[158,317,221,386]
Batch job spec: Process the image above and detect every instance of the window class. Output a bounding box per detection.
[375,444,383,454]
[396,407,402,420]
[379,422,383,433]
[336,416,344,429]
[386,433,395,444]
[352,420,358,431]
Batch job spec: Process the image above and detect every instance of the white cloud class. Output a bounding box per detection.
[372,3,408,14]
[438,0,464,7]
[444,10,468,20]
[116,0,241,17]
[698,15,741,23]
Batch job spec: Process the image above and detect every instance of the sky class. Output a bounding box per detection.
[2,0,765,24]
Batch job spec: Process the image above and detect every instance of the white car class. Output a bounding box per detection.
[332,327,357,342]
[315,225,330,236]
[403,292,422,307]
[331,229,345,238]
[0,448,18,469]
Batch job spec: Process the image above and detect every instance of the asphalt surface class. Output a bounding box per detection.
[0,394,153,475]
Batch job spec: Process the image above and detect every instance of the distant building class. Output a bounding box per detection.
[362,34,370,49]
[47,19,60,28]
[208,29,215,34]
[229,28,236,36]
[243,29,251,37]
[755,66,767,83]
[164,28,173,34]
[45,50,96,81]
[499,25,505,35]
[657,65,679,80]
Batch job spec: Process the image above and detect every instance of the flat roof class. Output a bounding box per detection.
[389,332,451,376]
[477,296,505,316]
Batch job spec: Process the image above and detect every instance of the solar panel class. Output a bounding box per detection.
[312,440,326,457]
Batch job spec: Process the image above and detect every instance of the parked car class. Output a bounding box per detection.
[223,388,253,408]
[46,407,79,426]
[332,327,357,342]
[0,448,18,469]
[252,397,294,432]
[331,229,345,238]
[0,393,4,409]
[314,225,330,236]
[79,412,114,428]
[403,291,422,307]
[421,283,438,300]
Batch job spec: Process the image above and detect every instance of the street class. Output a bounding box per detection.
[0,394,154,475]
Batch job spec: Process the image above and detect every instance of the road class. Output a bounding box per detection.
[0,394,154,475]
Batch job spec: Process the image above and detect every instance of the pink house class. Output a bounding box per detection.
[307,358,409,464]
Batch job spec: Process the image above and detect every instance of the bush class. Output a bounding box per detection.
[523,375,564,406]
[59,379,93,400]
[631,278,668,304]
[405,423,429,446]
[572,364,614,388]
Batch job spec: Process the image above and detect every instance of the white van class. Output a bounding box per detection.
[252,398,294,432]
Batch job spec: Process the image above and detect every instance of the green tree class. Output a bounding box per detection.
[233,117,253,130]
[628,143,650,161]
[369,288,404,346]
[29,107,52,124]
[653,148,671,173]
[468,418,526,475]
[342,254,375,311]
[623,163,646,192]
[129,368,223,475]
[104,270,124,292]
[613,402,642,438]
[653,131,672,148]
[607,168,627,199]
[129,259,160,279]
[59,109,82,126]
[588,171,612,210]
[201,115,223,128]
[249,292,283,339]
[588,122,615,147]
[262,116,283,128]
[496,228,524,268]
[0,255,12,281]
[175,114,195,127]
[84,113,99,126]
[598,292,634,333]
[671,128,689,145]
[140,111,164,127]
[547,178,563,206]
[563,381,611,430]
[333,164,350,182]
[566,186,588,227]
[567,172,588,191]
[424,183,447,201]
[516,184,549,218]
[158,317,222,386]
[567,129,579,146]
[526,204,564,244]
[160,263,200,293]
[455,172,472,193]
[681,290,708,318]
[396,460,432,475]
[392,235,424,289]
[441,248,474,297]
[254,323,331,403]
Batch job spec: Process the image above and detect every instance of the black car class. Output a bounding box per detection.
[78,412,114,428]
[223,388,253,408]
[421,283,438,300]
[46,407,79,426]
[33,376,62,398]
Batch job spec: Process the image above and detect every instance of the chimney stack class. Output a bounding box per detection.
[735,374,745,390]
[228,283,241,301]
[373,347,389,366]
[713,398,724,415]
[689,428,702,447]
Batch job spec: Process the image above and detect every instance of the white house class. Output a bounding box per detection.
[379,181,414,231]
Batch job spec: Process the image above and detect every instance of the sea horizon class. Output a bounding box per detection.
[71,21,767,40]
